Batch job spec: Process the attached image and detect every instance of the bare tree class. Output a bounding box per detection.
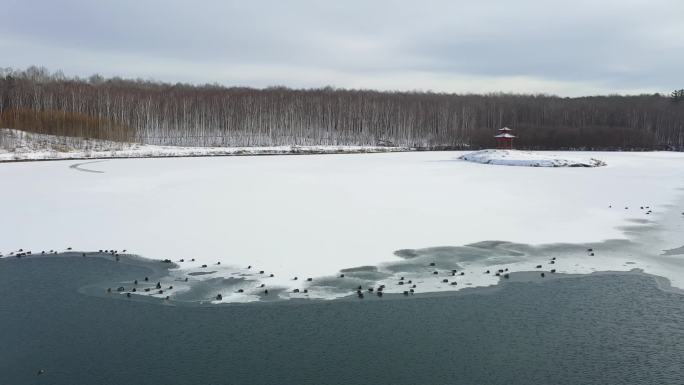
[1,67,683,150]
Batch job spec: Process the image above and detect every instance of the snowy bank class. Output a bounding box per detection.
[0,129,410,162]
[460,149,606,167]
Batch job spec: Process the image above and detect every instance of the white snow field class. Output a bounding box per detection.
[1,151,684,302]
[0,129,409,161]
[460,149,606,167]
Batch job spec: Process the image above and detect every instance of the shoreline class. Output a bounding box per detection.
[0,146,415,163]
[3,148,683,164]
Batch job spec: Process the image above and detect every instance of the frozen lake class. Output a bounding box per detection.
[1,151,684,300]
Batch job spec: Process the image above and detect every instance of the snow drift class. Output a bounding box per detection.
[460,149,606,167]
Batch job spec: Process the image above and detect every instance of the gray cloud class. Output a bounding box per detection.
[1,0,682,95]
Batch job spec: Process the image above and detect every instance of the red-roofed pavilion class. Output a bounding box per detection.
[495,127,515,149]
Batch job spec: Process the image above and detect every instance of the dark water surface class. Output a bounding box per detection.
[2,256,683,385]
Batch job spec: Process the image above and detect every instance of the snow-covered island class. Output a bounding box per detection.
[460,149,606,167]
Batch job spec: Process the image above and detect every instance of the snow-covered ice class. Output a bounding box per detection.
[1,150,683,302]
[460,149,606,167]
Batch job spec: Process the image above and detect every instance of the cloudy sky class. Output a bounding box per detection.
[1,0,682,96]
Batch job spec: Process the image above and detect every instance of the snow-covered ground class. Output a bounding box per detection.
[1,151,683,302]
[0,129,409,161]
[460,149,606,167]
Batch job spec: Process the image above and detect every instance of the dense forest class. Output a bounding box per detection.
[1,66,683,150]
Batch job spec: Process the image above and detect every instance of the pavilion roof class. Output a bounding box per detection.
[498,127,513,131]
[494,133,516,138]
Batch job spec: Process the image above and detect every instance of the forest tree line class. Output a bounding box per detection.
[1,66,683,150]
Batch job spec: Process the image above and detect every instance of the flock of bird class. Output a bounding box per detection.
[0,242,606,303]
[4,198,678,304]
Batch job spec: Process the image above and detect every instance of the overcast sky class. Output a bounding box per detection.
[2,0,682,96]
